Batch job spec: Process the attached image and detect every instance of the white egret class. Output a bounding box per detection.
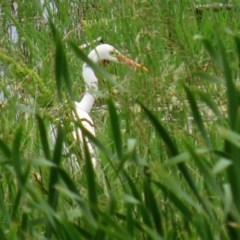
[73,44,148,167]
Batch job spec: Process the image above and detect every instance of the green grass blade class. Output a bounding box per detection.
[143,172,163,236]
[194,216,213,240]
[154,181,193,221]
[48,125,63,207]
[69,224,93,239]
[139,102,178,156]
[59,220,90,239]
[45,125,63,238]
[0,139,11,159]
[0,188,10,227]
[220,127,240,149]
[0,227,6,240]
[50,22,73,99]
[50,22,63,98]
[10,128,25,221]
[11,165,31,225]
[123,170,152,230]
[20,213,28,235]
[10,128,32,223]
[126,203,134,237]
[195,72,224,84]
[234,36,240,66]
[75,120,114,162]
[186,144,221,197]
[140,102,212,216]
[58,168,79,195]
[197,91,223,120]
[58,169,97,228]
[11,128,23,187]
[201,38,219,67]
[226,213,240,239]
[36,115,51,160]
[216,35,238,131]
[83,138,98,211]
[184,86,212,148]
[220,127,240,212]
[107,99,123,160]
[202,36,238,130]
[122,170,141,202]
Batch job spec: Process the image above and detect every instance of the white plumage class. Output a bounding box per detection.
[51,44,147,169]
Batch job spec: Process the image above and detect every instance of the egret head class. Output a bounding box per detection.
[89,44,148,72]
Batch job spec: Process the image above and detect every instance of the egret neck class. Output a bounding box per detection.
[75,62,98,114]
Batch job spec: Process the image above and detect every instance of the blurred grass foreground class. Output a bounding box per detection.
[1,1,240,239]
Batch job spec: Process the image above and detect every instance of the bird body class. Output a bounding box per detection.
[73,44,147,167]
[73,101,97,166]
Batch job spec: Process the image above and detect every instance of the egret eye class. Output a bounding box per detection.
[109,50,115,55]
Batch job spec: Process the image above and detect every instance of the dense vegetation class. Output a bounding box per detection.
[1,0,240,239]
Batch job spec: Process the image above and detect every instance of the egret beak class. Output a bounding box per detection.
[114,51,148,72]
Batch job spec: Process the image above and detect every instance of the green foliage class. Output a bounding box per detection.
[1,0,240,239]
